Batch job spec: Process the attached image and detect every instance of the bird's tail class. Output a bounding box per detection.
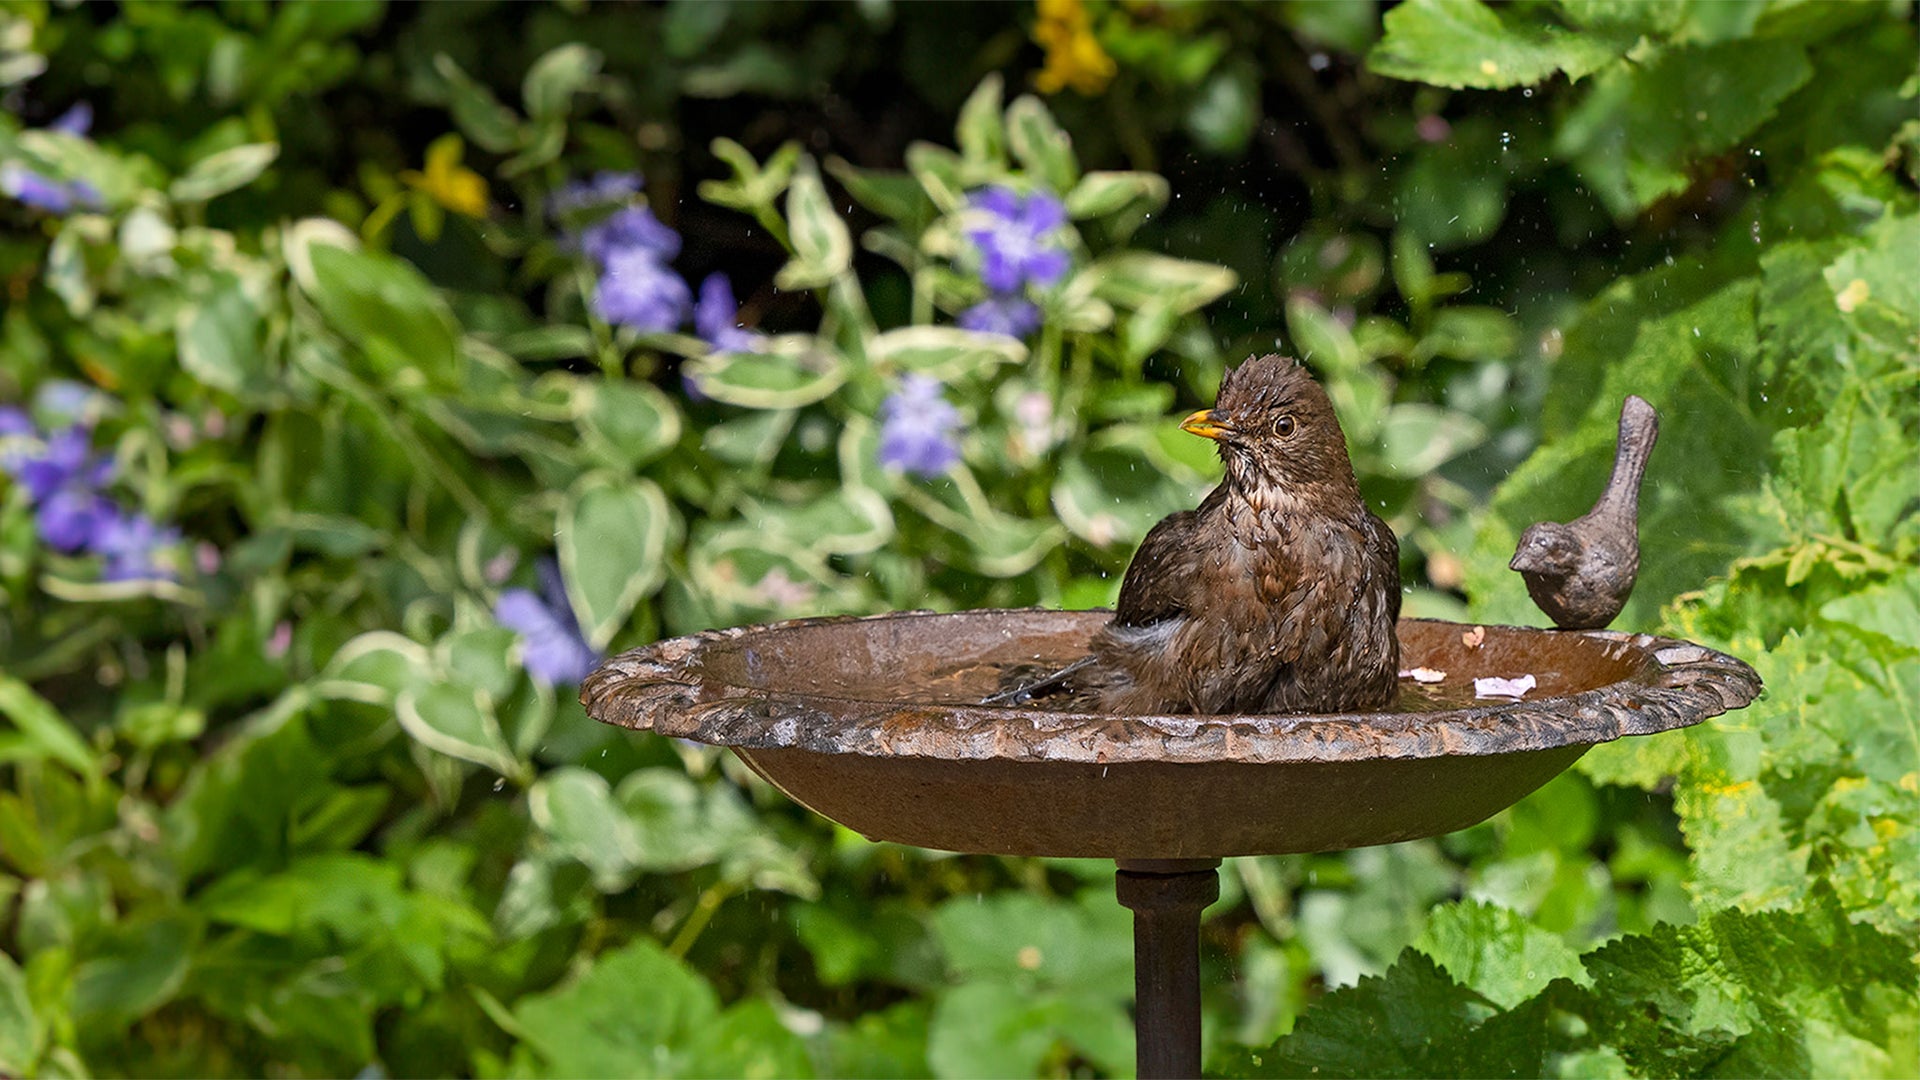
[981,655,1100,707]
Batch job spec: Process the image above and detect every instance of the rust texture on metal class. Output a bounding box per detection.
[1116,861,1220,1080]
[580,610,1761,765]
[580,610,1760,859]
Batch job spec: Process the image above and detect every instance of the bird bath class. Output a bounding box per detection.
[581,609,1760,1078]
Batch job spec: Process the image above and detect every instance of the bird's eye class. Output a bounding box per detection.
[1275,415,1296,437]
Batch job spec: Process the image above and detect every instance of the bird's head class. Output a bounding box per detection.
[1181,355,1360,498]
[1510,522,1580,574]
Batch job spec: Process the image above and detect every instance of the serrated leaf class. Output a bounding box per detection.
[1415,901,1589,1008]
[169,142,278,203]
[1555,39,1813,215]
[1370,0,1633,89]
[558,475,674,650]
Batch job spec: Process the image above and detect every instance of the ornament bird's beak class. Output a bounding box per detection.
[1180,409,1231,441]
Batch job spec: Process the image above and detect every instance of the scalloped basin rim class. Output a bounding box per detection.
[580,610,1762,767]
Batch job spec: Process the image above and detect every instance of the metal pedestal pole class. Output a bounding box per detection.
[1115,859,1220,1080]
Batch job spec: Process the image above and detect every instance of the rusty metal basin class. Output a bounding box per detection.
[580,610,1760,860]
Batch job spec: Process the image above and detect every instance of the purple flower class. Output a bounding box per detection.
[694,273,765,353]
[16,426,113,504]
[496,560,600,686]
[552,171,643,215]
[36,489,115,553]
[958,294,1043,339]
[878,375,962,477]
[0,407,33,473]
[967,186,1070,292]
[579,205,681,265]
[49,103,93,137]
[93,510,180,581]
[2,164,87,214]
[593,248,693,332]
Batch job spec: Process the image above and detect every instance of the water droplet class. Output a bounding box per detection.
[492,778,506,792]
[1522,87,1534,98]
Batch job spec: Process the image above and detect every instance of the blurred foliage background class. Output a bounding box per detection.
[0,1,1916,1076]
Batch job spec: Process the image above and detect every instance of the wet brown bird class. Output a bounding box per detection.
[992,355,1401,715]
[1510,394,1659,630]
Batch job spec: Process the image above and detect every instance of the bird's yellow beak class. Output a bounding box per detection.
[1180,409,1231,441]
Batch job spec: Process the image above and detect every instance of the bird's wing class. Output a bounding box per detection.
[1113,508,1203,627]
[1361,508,1402,624]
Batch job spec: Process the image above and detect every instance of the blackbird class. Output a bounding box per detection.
[991,355,1401,715]
[1510,394,1659,630]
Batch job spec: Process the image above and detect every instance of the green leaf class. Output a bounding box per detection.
[931,891,1132,992]
[433,53,523,153]
[581,378,682,468]
[558,475,675,650]
[1414,901,1589,1009]
[1555,39,1814,215]
[1214,951,1529,1078]
[0,951,35,1076]
[1369,0,1633,89]
[510,937,719,1078]
[1376,404,1487,477]
[1005,94,1079,194]
[776,163,853,290]
[0,674,98,779]
[305,244,463,390]
[315,631,432,704]
[684,337,847,409]
[529,766,643,889]
[954,73,1005,167]
[1064,170,1169,220]
[1187,62,1261,155]
[394,683,519,779]
[826,157,937,229]
[169,142,278,202]
[70,916,195,1027]
[1091,252,1237,314]
[868,325,1027,380]
[177,273,268,398]
[684,1000,817,1080]
[1052,438,1208,549]
[522,43,601,119]
[755,486,895,557]
[929,983,1129,1080]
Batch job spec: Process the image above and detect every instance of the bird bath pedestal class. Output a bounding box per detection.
[582,610,1760,1078]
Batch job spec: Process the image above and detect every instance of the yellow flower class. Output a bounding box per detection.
[1032,0,1116,96]
[402,134,488,218]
